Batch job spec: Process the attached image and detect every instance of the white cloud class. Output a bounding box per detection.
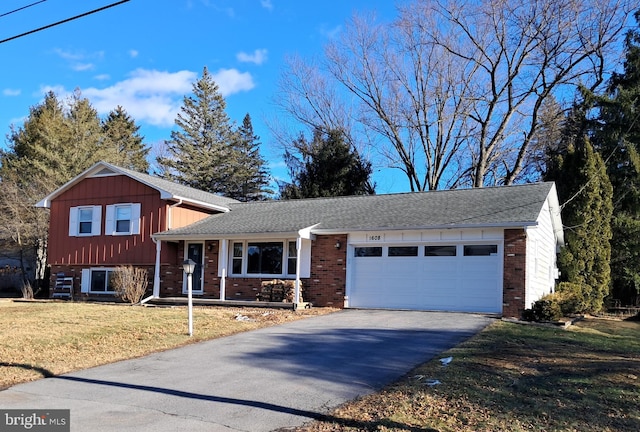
[260,0,274,11]
[320,24,342,39]
[3,88,21,96]
[54,48,104,72]
[129,50,139,58]
[39,68,255,127]
[94,74,111,81]
[73,63,95,72]
[237,49,268,65]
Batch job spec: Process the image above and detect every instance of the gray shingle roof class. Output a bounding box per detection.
[36,161,239,210]
[108,163,239,209]
[154,182,556,238]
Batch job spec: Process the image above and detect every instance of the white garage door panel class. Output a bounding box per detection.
[349,244,502,313]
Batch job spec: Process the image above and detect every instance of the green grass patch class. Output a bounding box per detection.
[295,318,640,432]
[0,300,336,390]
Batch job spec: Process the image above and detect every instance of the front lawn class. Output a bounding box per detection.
[293,318,640,432]
[0,300,335,390]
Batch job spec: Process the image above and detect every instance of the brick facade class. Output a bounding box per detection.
[305,234,347,307]
[51,264,154,301]
[502,228,527,318]
[158,235,347,307]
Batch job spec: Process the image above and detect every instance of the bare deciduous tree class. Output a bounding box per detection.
[272,0,632,189]
[0,172,50,298]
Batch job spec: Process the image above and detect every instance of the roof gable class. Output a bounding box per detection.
[35,161,239,211]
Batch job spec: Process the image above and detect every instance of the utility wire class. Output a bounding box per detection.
[0,0,130,45]
[0,0,47,19]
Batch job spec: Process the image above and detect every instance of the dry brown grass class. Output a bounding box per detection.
[0,300,336,390]
[290,318,640,432]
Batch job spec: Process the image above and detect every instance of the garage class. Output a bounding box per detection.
[347,243,503,313]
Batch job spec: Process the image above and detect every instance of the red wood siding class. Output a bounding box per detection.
[47,175,212,267]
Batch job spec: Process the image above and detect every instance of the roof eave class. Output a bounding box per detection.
[310,221,539,235]
[165,194,231,212]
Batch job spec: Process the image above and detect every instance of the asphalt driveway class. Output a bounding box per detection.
[0,310,492,431]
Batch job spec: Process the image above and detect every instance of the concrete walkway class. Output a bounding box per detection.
[0,310,492,431]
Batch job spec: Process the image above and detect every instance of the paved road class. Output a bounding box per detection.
[0,310,492,431]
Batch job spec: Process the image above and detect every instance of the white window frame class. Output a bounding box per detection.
[228,239,311,278]
[105,203,141,236]
[81,268,116,294]
[69,206,102,237]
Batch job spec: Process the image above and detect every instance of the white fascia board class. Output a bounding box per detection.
[546,183,565,247]
[310,222,539,235]
[152,231,302,242]
[298,223,320,239]
[164,195,231,213]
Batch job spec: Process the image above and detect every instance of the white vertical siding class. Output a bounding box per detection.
[525,200,559,307]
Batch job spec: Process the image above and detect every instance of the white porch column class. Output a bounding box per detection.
[219,239,227,301]
[294,237,302,308]
[152,239,162,297]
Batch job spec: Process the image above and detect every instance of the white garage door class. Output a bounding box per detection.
[348,244,502,313]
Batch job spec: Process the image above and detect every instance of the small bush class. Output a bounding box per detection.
[523,295,563,322]
[112,266,149,304]
[556,282,591,315]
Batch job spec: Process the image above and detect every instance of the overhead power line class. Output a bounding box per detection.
[0,0,130,45]
[0,0,47,19]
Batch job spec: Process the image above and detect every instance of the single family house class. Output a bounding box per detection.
[37,161,564,318]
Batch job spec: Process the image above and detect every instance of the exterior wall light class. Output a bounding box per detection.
[335,240,341,249]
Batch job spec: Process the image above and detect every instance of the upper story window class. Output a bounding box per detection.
[69,206,102,237]
[105,203,141,236]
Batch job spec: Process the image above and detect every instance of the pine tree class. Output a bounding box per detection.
[280,128,375,199]
[592,11,640,305]
[0,91,152,296]
[156,67,235,193]
[102,106,150,172]
[226,114,272,201]
[545,111,613,312]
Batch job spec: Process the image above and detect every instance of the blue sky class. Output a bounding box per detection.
[0,0,404,193]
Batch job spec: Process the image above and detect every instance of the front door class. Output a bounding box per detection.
[184,243,204,294]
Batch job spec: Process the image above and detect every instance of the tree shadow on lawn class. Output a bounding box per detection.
[436,322,640,431]
[0,362,55,389]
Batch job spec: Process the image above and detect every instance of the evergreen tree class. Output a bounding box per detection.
[545,110,613,312]
[592,11,640,305]
[102,106,150,172]
[280,128,375,199]
[226,114,272,201]
[156,67,235,193]
[1,91,71,186]
[0,91,152,296]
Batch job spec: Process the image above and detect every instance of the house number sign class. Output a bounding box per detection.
[367,234,384,242]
